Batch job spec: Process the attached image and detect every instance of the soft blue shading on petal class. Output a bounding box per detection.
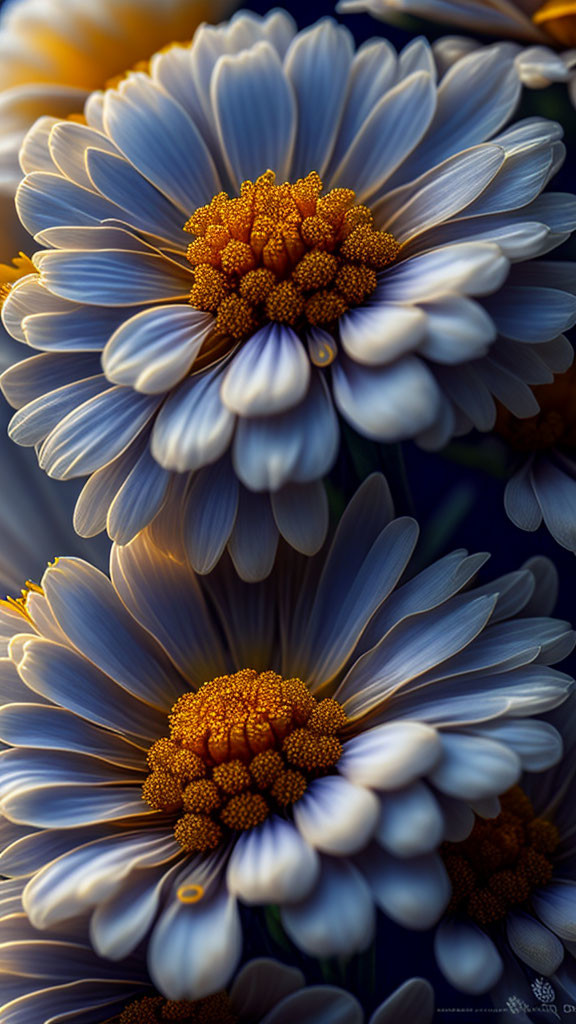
[434,920,503,995]
[148,889,242,1001]
[212,41,296,186]
[103,305,213,394]
[281,857,375,957]
[183,459,239,575]
[221,324,310,417]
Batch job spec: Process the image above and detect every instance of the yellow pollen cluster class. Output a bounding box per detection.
[495,363,576,453]
[442,786,559,926]
[0,253,35,310]
[533,0,576,47]
[118,991,237,1024]
[142,669,349,852]
[184,170,399,352]
[0,579,44,624]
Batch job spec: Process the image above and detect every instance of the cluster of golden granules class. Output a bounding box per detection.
[442,786,559,926]
[184,170,400,348]
[0,579,43,624]
[495,364,576,453]
[0,253,35,310]
[533,0,576,47]
[142,668,349,852]
[118,992,236,1024]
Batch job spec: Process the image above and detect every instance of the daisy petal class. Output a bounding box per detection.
[434,920,503,995]
[339,722,441,790]
[227,817,320,905]
[213,42,296,185]
[294,776,379,855]
[281,857,374,957]
[149,888,242,1001]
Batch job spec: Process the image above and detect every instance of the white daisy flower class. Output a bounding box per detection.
[0,0,236,262]
[429,697,576,998]
[0,891,435,1024]
[338,0,576,102]
[0,474,572,998]
[495,362,576,553]
[2,11,576,579]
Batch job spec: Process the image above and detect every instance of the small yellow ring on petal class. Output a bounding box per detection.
[177,883,205,904]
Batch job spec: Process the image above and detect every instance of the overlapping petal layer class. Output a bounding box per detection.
[0,476,572,998]
[2,11,576,576]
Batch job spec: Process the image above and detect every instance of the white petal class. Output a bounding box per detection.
[339,722,441,790]
[103,306,213,394]
[148,889,242,1000]
[430,733,521,800]
[332,355,441,442]
[38,387,159,480]
[468,720,563,772]
[103,76,220,213]
[263,987,363,1024]
[507,913,564,974]
[271,481,329,556]
[183,459,239,575]
[281,857,375,957]
[230,959,304,1020]
[339,303,427,366]
[221,325,310,417]
[151,370,235,474]
[505,462,542,533]
[331,71,436,202]
[212,42,296,185]
[362,848,450,929]
[90,867,165,961]
[228,488,278,583]
[384,144,505,242]
[285,20,354,177]
[227,817,320,905]
[233,372,338,491]
[23,831,175,930]
[369,978,435,1024]
[382,242,509,302]
[294,776,379,855]
[376,782,444,857]
[533,881,576,942]
[34,249,191,307]
[419,296,496,365]
[434,920,503,995]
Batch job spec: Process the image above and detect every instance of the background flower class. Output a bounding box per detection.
[337,0,576,102]
[427,696,576,999]
[494,363,576,554]
[3,10,576,578]
[0,0,236,262]
[0,475,572,998]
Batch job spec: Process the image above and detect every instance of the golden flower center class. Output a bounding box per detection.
[118,991,237,1024]
[495,365,576,453]
[142,669,349,853]
[442,787,559,926]
[184,170,399,348]
[533,0,576,46]
[0,253,35,311]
